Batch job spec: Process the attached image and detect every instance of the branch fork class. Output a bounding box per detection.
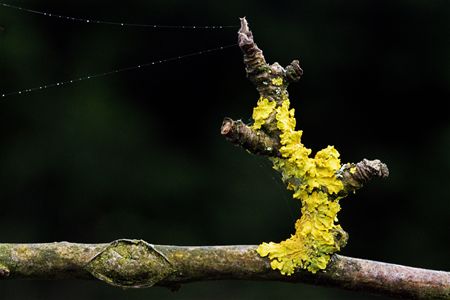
[222,17,388,191]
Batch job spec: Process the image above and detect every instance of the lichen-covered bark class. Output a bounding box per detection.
[86,239,175,288]
[221,18,389,191]
[237,17,303,101]
[221,18,388,192]
[223,17,392,275]
[0,241,449,299]
[339,159,390,193]
[221,118,281,157]
[0,242,102,280]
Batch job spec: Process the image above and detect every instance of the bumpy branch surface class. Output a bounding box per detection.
[221,118,281,157]
[221,17,388,192]
[0,241,449,299]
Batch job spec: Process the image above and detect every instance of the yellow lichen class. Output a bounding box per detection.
[251,97,276,130]
[271,77,283,86]
[256,96,347,275]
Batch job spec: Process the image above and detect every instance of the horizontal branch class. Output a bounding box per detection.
[0,241,448,299]
[220,116,389,192]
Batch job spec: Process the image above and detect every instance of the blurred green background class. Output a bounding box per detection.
[0,0,449,299]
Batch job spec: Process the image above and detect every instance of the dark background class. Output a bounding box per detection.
[0,0,449,299]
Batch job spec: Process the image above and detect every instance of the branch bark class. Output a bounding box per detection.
[221,118,281,157]
[0,241,448,299]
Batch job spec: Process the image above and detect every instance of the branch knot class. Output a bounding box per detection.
[85,239,175,288]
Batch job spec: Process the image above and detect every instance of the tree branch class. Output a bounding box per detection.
[221,118,281,157]
[222,17,389,193]
[219,16,448,299]
[0,241,448,299]
[1,17,447,300]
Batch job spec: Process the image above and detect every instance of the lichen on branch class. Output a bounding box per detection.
[254,94,348,274]
[221,17,389,275]
[248,80,349,275]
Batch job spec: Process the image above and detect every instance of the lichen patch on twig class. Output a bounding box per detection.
[222,17,389,275]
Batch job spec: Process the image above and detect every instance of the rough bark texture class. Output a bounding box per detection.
[0,241,449,299]
[221,18,389,191]
[221,118,281,157]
